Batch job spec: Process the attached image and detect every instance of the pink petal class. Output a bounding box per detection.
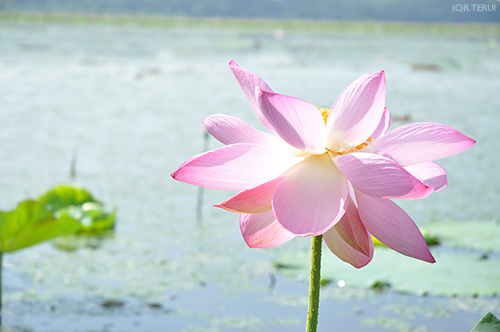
[323,221,374,269]
[404,162,447,192]
[229,60,275,133]
[171,143,297,190]
[334,152,433,199]
[332,198,371,256]
[365,122,476,166]
[326,71,386,152]
[176,151,206,170]
[370,107,391,140]
[273,153,349,237]
[354,189,435,263]
[257,89,327,154]
[215,176,284,213]
[240,210,295,248]
[203,114,276,146]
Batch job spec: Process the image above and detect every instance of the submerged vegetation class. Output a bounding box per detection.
[1,11,499,36]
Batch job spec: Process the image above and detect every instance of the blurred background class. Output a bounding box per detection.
[1,0,499,22]
[0,1,499,331]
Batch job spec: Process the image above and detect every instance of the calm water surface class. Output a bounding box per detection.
[0,21,499,331]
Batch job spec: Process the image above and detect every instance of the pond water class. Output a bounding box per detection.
[0,19,499,331]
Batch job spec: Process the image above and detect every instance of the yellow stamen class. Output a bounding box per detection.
[317,107,330,124]
[318,106,375,154]
[342,137,375,154]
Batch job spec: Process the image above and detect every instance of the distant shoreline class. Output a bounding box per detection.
[1,11,498,35]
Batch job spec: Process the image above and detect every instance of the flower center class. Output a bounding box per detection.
[317,107,330,124]
[317,107,374,157]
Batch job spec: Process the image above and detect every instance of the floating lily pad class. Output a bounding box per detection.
[275,246,500,296]
[275,220,500,296]
[0,200,80,252]
[424,220,500,252]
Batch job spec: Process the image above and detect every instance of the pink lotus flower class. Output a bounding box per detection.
[171,61,475,268]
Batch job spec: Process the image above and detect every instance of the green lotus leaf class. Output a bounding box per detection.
[78,207,116,234]
[39,185,115,234]
[0,200,81,252]
[471,312,500,332]
[38,184,96,212]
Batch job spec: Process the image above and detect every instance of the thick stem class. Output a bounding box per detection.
[305,235,323,332]
[0,252,3,326]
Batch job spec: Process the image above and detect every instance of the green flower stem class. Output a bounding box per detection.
[306,235,323,332]
[0,252,3,326]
